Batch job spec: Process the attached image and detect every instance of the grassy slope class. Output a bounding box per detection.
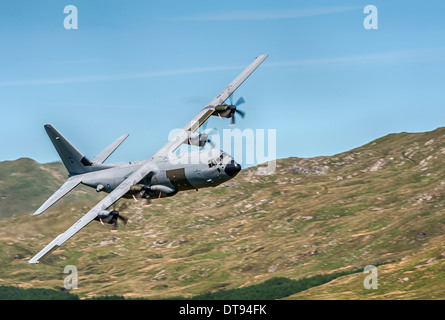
[0,158,100,219]
[0,127,444,299]
[284,234,445,300]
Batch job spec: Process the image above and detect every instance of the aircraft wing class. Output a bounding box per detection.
[29,160,157,264]
[153,54,268,158]
[32,175,83,216]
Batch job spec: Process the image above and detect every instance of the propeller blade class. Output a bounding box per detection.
[208,139,216,148]
[118,215,129,226]
[235,109,246,118]
[117,201,128,211]
[230,115,236,126]
[234,97,245,106]
[204,128,218,135]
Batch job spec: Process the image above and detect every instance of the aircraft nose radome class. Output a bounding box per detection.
[225,161,241,177]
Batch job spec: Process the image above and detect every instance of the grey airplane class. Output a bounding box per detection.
[29,54,268,264]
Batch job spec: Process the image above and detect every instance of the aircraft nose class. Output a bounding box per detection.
[225,160,241,177]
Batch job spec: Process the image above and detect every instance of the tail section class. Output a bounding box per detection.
[44,124,93,176]
[92,133,129,164]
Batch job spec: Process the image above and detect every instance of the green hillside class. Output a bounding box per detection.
[0,285,78,300]
[0,127,443,299]
[0,158,101,219]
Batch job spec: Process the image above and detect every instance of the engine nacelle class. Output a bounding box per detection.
[98,209,116,217]
[183,132,209,147]
[212,104,234,118]
[95,209,128,229]
[95,210,119,224]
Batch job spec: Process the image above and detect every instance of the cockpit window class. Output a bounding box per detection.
[208,158,217,168]
[208,152,231,168]
[220,152,231,164]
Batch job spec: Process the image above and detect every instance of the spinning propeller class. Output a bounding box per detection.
[109,210,128,231]
[227,95,246,126]
[200,128,218,148]
[96,201,129,231]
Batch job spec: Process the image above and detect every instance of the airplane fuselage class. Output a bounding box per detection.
[80,149,241,199]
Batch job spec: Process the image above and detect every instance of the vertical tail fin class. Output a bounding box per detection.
[44,124,92,176]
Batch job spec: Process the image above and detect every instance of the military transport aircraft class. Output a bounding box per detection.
[29,54,268,263]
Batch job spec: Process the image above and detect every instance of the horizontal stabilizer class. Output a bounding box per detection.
[32,175,83,216]
[92,134,129,164]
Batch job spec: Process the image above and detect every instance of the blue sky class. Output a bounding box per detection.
[1,0,445,167]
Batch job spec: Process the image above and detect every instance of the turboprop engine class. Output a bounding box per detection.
[183,132,215,148]
[212,96,246,125]
[94,209,128,230]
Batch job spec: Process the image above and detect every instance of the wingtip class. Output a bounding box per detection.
[28,256,40,264]
[32,209,43,216]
